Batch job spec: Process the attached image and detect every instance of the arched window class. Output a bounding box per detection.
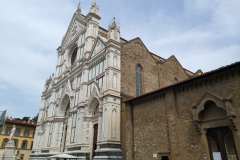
[21,140,28,149]
[1,138,9,148]
[113,74,117,89]
[113,56,117,67]
[107,55,110,66]
[174,78,178,84]
[71,48,78,65]
[136,65,143,96]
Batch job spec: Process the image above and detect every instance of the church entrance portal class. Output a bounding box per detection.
[206,127,239,160]
[92,123,98,159]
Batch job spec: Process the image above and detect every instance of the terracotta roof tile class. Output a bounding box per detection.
[4,118,37,126]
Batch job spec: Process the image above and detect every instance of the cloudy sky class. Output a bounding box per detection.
[0,0,239,119]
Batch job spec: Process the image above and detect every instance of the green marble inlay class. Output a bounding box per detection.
[41,150,49,153]
[67,147,81,151]
[100,143,121,148]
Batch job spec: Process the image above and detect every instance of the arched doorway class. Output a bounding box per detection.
[89,97,100,159]
[60,94,70,153]
[199,101,239,160]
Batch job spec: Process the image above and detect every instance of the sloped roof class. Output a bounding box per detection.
[124,61,240,103]
[5,118,37,126]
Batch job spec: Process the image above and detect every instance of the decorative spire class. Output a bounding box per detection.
[110,17,117,29]
[108,17,120,32]
[107,17,120,42]
[118,22,120,31]
[77,2,81,13]
[90,0,99,14]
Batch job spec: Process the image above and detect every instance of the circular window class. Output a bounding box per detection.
[71,48,78,65]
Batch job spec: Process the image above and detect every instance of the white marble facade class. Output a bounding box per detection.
[30,1,123,160]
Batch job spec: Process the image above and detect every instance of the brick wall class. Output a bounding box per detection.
[124,66,240,160]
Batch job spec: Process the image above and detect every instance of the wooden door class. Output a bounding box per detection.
[206,127,239,160]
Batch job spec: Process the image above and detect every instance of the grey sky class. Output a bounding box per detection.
[0,0,239,119]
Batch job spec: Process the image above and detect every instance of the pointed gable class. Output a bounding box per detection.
[89,37,106,59]
[160,55,191,87]
[61,13,86,48]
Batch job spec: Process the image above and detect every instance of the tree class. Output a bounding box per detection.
[32,114,38,123]
[14,118,21,120]
[22,117,30,121]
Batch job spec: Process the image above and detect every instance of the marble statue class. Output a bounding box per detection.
[9,125,16,140]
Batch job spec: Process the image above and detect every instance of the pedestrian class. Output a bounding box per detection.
[85,154,89,160]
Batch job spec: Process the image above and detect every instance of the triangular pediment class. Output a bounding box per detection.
[90,83,101,100]
[61,13,86,48]
[89,37,106,59]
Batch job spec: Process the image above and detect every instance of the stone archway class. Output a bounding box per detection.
[59,94,70,153]
[191,91,238,160]
[88,97,100,159]
[191,91,237,133]
[60,94,71,116]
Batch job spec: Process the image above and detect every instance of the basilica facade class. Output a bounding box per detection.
[30,1,124,160]
[30,1,239,160]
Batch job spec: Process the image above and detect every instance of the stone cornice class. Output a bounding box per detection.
[85,12,101,21]
[105,66,120,73]
[106,39,121,48]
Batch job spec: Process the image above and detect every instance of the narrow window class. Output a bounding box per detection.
[23,130,29,137]
[78,88,82,103]
[174,78,178,84]
[99,61,103,74]
[89,68,92,81]
[113,56,117,67]
[71,48,78,65]
[81,32,85,45]
[136,65,143,96]
[96,63,100,76]
[15,129,21,136]
[107,55,110,66]
[76,75,82,88]
[70,112,77,143]
[80,45,85,59]
[21,140,28,149]
[74,90,80,106]
[5,128,11,135]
